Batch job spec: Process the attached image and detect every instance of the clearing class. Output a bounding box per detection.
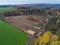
[0,7,16,13]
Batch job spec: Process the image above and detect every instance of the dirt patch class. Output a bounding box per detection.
[4,16,45,37]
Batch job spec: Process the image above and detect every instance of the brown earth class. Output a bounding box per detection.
[4,16,45,37]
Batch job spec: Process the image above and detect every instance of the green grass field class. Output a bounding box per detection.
[0,7,16,13]
[0,20,28,45]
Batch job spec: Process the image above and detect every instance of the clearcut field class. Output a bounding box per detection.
[0,20,28,45]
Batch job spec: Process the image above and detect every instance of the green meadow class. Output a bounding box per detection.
[0,7,16,13]
[0,20,28,45]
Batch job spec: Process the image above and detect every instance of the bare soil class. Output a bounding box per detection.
[4,16,45,37]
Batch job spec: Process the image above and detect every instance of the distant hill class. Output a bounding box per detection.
[0,5,16,8]
[0,3,60,9]
[23,3,60,8]
[34,4,60,8]
[15,3,60,9]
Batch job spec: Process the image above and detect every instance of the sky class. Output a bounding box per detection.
[0,0,60,5]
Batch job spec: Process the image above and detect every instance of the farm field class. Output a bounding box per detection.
[0,7,16,13]
[0,20,28,45]
[4,16,45,36]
